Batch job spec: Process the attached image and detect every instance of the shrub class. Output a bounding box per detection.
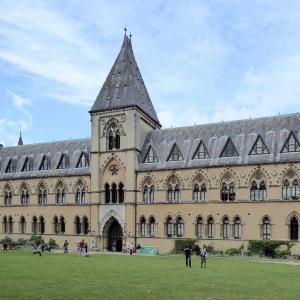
[49,238,59,249]
[0,236,13,245]
[247,240,292,258]
[17,238,27,246]
[172,239,197,254]
[225,248,241,256]
[206,245,214,254]
[29,235,43,247]
[275,249,290,259]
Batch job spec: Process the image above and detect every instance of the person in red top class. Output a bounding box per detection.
[79,239,85,254]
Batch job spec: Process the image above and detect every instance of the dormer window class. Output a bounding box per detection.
[5,159,15,173]
[22,157,33,172]
[250,136,269,155]
[220,138,239,157]
[193,141,209,159]
[40,156,51,170]
[77,152,89,168]
[57,154,68,169]
[168,144,183,161]
[281,132,300,153]
[144,146,158,163]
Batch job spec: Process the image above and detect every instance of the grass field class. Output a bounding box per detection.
[0,251,300,300]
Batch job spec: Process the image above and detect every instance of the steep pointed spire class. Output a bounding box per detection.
[17,131,23,146]
[90,33,161,126]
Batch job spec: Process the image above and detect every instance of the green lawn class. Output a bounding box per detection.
[0,251,300,300]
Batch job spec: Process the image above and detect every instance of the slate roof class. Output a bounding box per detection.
[139,113,300,171]
[90,34,161,126]
[0,139,90,180]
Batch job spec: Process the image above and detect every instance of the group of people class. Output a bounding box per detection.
[78,239,88,255]
[33,240,52,256]
[184,244,208,268]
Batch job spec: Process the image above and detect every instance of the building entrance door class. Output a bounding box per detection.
[107,220,123,252]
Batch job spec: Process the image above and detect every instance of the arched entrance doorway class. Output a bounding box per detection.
[103,217,123,252]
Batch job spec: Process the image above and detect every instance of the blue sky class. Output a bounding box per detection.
[1,0,300,146]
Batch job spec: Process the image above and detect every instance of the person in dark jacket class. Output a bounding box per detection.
[184,245,192,268]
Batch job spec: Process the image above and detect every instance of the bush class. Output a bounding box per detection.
[0,236,13,245]
[48,238,59,249]
[225,248,241,256]
[275,249,290,259]
[29,235,43,247]
[172,239,197,254]
[247,240,292,258]
[17,238,27,246]
[206,245,214,254]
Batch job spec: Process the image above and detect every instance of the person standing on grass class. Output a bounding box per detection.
[184,245,192,268]
[200,245,208,269]
[79,239,85,255]
[3,243,8,252]
[63,240,69,253]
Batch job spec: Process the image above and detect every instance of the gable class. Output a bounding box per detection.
[249,136,269,155]
[193,141,209,159]
[281,132,300,153]
[143,146,159,163]
[168,144,183,161]
[220,138,239,157]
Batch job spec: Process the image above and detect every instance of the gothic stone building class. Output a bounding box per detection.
[1,34,300,254]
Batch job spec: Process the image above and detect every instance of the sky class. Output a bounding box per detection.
[1,0,300,146]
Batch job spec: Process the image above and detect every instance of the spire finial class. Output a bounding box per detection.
[18,130,23,146]
[129,32,132,39]
[124,25,127,35]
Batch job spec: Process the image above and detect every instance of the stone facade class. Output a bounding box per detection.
[0,34,300,254]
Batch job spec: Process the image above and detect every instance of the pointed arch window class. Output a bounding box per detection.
[196,216,203,238]
[39,216,45,234]
[144,146,158,163]
[207,217,214,238]
[22,157,33,172]
[234,217,242,239]
[290,216,298,241]
[250,136,269,155]
[77,153,89,168]
[3,216,13,234]
[56,183,66,205]
[53,216,59,234]
[75,216,81,234]
[250,180,267,201]
[222,217,230,239]
[220,138,239,157]
[20,216,26,233]
[143,184,154,203]
[75,182,86,205]
[149,217,156,237]
[175,216,184,237]
[281,132,300,153]
[82,216,89,234]
[221,182,235,201]
[118,183,124,203]
[168,144,183,161]
[57,154,68,169]
[168,184,180,203]
[32,216,38,234]
[165,216,173,237]
[105,183,110,203]
[39,156,51,170]
[38,184,47,205]
[193,141,209,159]
[60,216,65,234]
[111,183,117,203]
[262,216,271,240]
[20,185,30,206]
[193,183,207,202]
[282,177,300,200]
[140,216,146,236]
[107,122,121,150]
[4,187,12,206]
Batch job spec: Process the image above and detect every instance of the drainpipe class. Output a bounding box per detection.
[134,169,138,249]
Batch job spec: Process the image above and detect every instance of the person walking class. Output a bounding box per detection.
[184,245,192,268]
[200,245,208,268]
[63,240,69,253]
[3,243,8,252]
[33,243,42,256]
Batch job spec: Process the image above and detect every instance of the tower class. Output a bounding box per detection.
[89,31,160,250]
